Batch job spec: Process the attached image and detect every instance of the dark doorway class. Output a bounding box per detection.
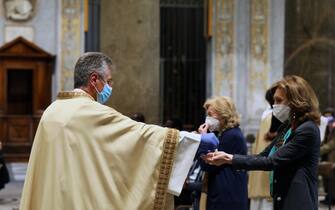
[160,0,207,131]
[85,0,100,52]
[7,69,33,115]
[284,0,335,112]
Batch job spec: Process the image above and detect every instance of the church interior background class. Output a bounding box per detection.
[0,0,334,209]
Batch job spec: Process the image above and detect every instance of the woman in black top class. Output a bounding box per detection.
[203,75,321,210]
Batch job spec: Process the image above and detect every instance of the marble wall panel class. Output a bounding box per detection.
[210,0,285,134]
[213,0,235,98]
[100,0,160,124]
[284,0,335,112]
[60,0,83,91]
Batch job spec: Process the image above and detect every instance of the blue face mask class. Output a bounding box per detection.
[94,83,112,104]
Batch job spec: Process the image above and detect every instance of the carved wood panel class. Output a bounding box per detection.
[0,37,54,162]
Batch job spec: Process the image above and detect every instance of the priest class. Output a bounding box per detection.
[19,52,218,210]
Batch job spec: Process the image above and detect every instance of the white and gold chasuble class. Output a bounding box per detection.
[19,91,200,210]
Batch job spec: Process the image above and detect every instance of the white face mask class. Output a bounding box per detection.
[205,116,221,132]
[272,104,291,123]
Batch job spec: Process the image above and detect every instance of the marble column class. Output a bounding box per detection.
[59,0,84,91]
[209,0,285,135]
[245,0,270,133]
[212,0,235,98]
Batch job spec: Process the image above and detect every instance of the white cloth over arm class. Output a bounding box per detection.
[167,131,200,196]
[319,116,328,143]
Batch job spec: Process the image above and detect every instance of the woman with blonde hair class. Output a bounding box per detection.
[203,75,320,210]
[198,96,248,210]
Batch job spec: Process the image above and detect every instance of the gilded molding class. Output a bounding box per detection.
[57,91,94,101]
[214,0,234,97]
[61,0,82,91]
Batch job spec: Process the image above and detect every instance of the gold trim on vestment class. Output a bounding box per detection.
[152,129,179,210]
[57,91,95,101]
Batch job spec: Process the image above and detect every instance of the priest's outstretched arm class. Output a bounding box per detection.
[168,131,218,196]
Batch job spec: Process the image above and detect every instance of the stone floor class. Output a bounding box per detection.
[0,181,22,210]
[0,163,333,210]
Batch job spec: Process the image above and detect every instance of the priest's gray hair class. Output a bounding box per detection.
[74,52,113,88]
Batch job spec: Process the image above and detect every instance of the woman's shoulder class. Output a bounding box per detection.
[296,120,319,132]
[293,120,321,146]
[221,127,247,151]
[294,120,320,141]
[222,127,244,139]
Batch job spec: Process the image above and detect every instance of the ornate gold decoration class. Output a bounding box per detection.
[57,91,94,101]
[152,128,178,210]
[214,0,234,97]
[61,0,82,90]
[249,0,269,91]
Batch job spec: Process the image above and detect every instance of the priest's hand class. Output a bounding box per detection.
[202,151,233,166]
[197,133,219,156]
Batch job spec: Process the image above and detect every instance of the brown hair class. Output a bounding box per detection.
[203,96,240,130]
[276,75,320,124]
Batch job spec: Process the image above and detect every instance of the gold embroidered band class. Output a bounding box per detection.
[152,128,178,210]
[57,91,94,100]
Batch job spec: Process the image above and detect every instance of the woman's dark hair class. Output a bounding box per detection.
[276,75,320,124]
[265,83,278,107]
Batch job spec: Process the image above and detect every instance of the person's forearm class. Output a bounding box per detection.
[232,154,273,171]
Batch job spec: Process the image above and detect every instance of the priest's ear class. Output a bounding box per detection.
[89,72,100,86]
[86,72,102,97]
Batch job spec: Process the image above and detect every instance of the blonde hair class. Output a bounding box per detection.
[203,96,240,130]
[276,75,320,124]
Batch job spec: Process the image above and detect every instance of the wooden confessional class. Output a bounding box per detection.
[0,37,54,161]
